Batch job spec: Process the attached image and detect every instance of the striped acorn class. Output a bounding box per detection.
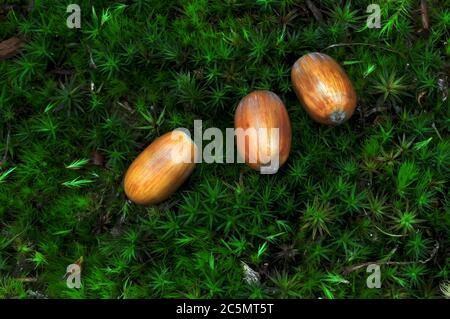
[291,52,357,125]
[124,130,197,205]
[234,90,292,173]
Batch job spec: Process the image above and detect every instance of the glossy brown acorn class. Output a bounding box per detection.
[234,90,292,173]
[291,52,357,125]
[124,130,197,205]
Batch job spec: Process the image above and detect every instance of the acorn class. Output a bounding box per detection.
[234,90,292,173]
[124,130,197,205]
[291,52,357,125]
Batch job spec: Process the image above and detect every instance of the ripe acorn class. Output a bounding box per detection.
[291,52,357,125]
[124,130,197,205]
[234,90,292,173]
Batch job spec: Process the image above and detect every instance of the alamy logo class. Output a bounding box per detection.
[66,4,81,29]
[366,264,381,288]
[66,264,81,289]
[366,4,381,28]
[170,120,281,174]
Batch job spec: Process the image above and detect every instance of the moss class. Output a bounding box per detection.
[0,0,448,298]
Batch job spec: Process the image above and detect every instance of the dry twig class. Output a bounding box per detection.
[420,0,430,32]
[343,241,439,275]
[305,0,324,23]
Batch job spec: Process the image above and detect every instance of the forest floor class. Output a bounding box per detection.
[0,0,449,298]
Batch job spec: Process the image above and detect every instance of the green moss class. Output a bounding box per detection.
[0,0,448,298]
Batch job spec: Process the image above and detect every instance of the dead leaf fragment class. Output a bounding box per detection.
[0,37,24,59]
